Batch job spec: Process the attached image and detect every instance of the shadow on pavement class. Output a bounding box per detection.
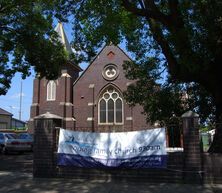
[0,171,221,193]
[0,152,33,173]
[0,153,222,193]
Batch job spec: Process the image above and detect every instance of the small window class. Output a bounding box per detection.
[47,81,56,101]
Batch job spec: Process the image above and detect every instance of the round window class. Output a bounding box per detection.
[102,64,119,80]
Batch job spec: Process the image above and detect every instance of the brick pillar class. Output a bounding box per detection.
[182,111,202,183]
[33,112,62,177]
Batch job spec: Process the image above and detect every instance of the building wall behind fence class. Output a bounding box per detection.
[33,117,222,184]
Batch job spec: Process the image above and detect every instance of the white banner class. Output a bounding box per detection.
[57,128,167,168]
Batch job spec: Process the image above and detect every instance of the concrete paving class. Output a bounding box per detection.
[1,153,222,193]
[0,171,222,193]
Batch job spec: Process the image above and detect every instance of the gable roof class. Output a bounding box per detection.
[73,44,132,86]
[66,61,83,72]
[12,117,26,124]
[0,107,13,116]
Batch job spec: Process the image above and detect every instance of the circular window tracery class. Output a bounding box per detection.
[102,64,119,80]
[101,89,120,101]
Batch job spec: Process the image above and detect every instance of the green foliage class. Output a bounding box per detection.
[1,0,221,129]
[0,0,69,95]
[12,126,27,131]
[123,59,187,125]
[65,0,221,125]
[200,126,210,133]
[186,83,216,123]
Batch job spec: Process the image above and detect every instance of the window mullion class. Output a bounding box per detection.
[106,100,107,123]
[114,99,116,124]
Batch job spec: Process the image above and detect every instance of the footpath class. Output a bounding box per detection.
[0,171,222,193]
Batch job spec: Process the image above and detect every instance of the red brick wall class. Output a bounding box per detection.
[29,45,151,132]
[29,63,80,132]
[73,45,150,131]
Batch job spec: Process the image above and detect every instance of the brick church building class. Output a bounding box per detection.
[28,23,152,133]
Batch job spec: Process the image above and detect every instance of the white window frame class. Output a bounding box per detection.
[47,80,56,101]
[98,88,124,125]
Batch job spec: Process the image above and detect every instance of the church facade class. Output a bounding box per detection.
[73,45,150,132]
[29,23,151,133]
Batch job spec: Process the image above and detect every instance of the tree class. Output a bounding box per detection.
[122,59,217,126]
[66,0,222,152]
[122,58,188,126]
[0,0,69,95]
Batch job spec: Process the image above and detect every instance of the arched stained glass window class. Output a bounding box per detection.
[47,81,56,101]
[98,87,123,124]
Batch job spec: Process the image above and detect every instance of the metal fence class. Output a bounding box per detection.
[199,123,221,152]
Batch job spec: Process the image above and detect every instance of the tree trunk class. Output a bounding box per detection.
[208,124,222,153]
[208,96,222,153]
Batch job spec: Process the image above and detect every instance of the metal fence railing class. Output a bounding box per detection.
[199,123,222,152]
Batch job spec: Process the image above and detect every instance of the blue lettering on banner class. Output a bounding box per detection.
[57,128,167,168]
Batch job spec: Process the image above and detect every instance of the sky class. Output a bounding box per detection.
[0,23,80,122]
[0,73,34,122]
[0,22,130,122]
[0,22,100,122]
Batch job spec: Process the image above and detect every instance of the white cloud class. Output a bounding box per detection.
[10,92,25,99]
[7,106,18,109]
